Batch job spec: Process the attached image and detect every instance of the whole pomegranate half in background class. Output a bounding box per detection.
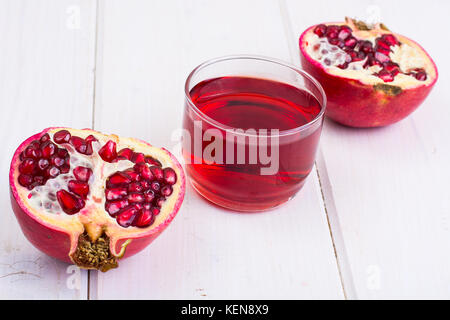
[10,127,185,271]
[299,17,438,127]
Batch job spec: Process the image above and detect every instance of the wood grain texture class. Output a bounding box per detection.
[91,0,343,299]
[0,0,96,299]
[284,0,450,299]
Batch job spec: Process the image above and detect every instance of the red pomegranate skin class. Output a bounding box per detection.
[9,128,185,266]
[299,25,438,127]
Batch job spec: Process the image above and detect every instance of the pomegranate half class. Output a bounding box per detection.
[10,127,185,271]
[299,17,438,127]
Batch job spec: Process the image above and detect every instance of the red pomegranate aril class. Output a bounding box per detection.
[71,136,88,154]
[131,152,145,163]
[415,71,427,81]
[143,189,155,202]
[73,166,92,182]
[85,135,98,143]
[41,141,56,158]
[134,163,153,180]
[46,166,60,178]
[37,158,50,171]
[123,168,140,182]
[150,166,163,181]
[33,176,45,185]
[359,41,373,54]
[60,164,70,174]
[151,207,160,216]
[377,69,395,82]
[338,27,352,41]
[99,140,117,162]
[160,185,173,197]
[128,182,143,193]
[376,39,391,51]
[151,181,160,192]
[313,24,327,37]
[328,38,340,46]
[140,180,150,190]
[134,208,154,228]
[326,25,339,39]
[105,199,129,217]
[18,174,33,188]
[68,180,89,199]
[57,148,69,158]
[145,156,162,167]
[51,155,65,167]
[116,207,138,228]
[375,52,390,64]
[344,37,357,49]
[53,130,71,144]
[39,133,50,144]
[381,34,399,46]
[107,172,131,188]
[106,188,128,201]
[19,158,36,174]
[117,148,133,160]
[154,197,165,208]
[57,190,85,215]
[384,62,400,75]
[163,167,177,185]
[127,193,145,204]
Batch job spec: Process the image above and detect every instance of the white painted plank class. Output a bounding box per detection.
[0,0,97,299]
[284,0,450,298]
[92,0,343,299]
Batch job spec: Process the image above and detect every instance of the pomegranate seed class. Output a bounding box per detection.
[117,148,133,160]
[53,130,71,144]
[18,174,33,187]
[57,148,69,158]
[134,163,153,180]
[375,52,390,64]
[338,28,352,41]
[313,24,327,37]
[154,197,165,208]
[105,199,129,217]
[329,38,340,46]
[377,69,395,82]
[123,168,140,182]
[150,166,163,181]
[85,135,98,143]
[38,158,50,171]
[39,133,50,144]
[60,164,70,174]
[107,171,131,187]
[326,25,339,39]
[151,207,160,216]
[68,180,89,198]
[73,166,92,182]
[144,189,155,202]
[134,208,154,228]
[19,158,36,174]
[41,141,56,158]
[381,34,399,46]
[376,38,391,51]
[116,207,138,228]
[151,181,160,192]
[145,156,162,167]
[128,182,143,193]
[98,140,117,162]
[415,71,427,81]
[344,37,357,49]
[163,167,177,185]
[140,180,150,190]
[384,62,400,75]
[34,176,45,185]
[128,193,145,203]
[46,166,60,178]
[106,187,128,201]
[71,136,88,154]
[57,190,85,215]
[160,185,173,197]
[51,155,65,167]
[131,152,145,163]
[359,40,373,54]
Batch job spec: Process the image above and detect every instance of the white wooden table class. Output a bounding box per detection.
[1,0,449,300]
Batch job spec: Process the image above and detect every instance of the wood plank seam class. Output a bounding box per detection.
[277,0,355,299]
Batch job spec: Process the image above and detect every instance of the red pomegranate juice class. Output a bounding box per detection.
[183,76,323,211]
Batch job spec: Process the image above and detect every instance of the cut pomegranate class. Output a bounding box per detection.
[10,127,185,271]
[300,17,438,127]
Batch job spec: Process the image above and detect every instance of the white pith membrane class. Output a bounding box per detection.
[12,128,183,270]
[303,20,437,87]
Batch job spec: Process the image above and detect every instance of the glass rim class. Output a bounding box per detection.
[184,54,327,137]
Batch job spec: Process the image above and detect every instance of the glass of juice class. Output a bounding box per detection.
[182,55,326,212]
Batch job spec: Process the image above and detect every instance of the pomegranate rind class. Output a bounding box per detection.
[10,127,185,268]
[299,22,438,127]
